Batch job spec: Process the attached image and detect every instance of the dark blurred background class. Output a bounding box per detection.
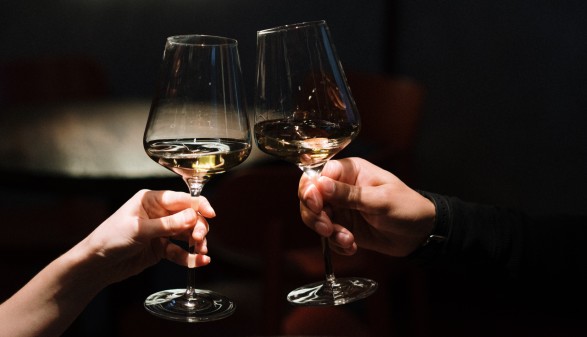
[1,0,586,336]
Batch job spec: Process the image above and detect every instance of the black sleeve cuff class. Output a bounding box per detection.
[408,191,452,259]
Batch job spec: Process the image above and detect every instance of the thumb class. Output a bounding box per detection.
[317,175,383,212]
[141,208,197,239]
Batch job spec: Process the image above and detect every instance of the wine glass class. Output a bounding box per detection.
[254,20,377,306]
[143,35,251,322]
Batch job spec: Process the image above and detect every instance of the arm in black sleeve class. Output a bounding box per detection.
[417,191,587,284]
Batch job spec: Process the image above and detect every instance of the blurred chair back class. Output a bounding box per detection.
[346,71,426,182]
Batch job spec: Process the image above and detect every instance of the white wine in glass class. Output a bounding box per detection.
[254,21,377,306]
[143,35,251,322]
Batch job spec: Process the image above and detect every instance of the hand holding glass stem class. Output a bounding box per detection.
[254,20,377,306]
[143,34,251,322]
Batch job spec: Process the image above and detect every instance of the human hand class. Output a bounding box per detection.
[298,157,436,257]
[78,189,213,284]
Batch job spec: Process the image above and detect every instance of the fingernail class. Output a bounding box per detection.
[319,177,335,195]
[306,189,321,213]
[194,230,204,241]
[208,206,216,217]
[336,231,351,245]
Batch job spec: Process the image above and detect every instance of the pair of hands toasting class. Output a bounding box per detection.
[0,157,438,337]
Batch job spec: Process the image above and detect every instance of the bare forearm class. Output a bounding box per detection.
[0,240,109,337]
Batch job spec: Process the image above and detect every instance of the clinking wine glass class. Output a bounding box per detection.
[143,35,251,322]
[254,21,378,305]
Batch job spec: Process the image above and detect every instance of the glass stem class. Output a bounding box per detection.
[185,177,208,298]
[186,246,197,299]
[321,236,336,283]
[302,165,335,283]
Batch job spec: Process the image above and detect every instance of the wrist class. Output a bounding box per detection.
[415,191,450,250]
[63,238,115,290]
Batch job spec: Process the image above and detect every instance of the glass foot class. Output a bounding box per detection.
[287,277,378,306]
[144,288,235,322]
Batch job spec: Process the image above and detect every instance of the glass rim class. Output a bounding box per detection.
[257,20,327,35]
[166,34,238,47]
